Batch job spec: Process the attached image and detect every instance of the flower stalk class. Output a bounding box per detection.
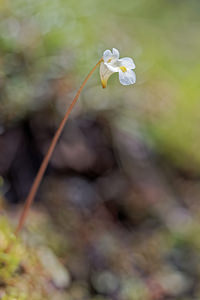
[15,47,136,236]
[15,58,103,236]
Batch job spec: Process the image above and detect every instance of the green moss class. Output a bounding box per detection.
[1,289,27,300]
[0,218,22,282]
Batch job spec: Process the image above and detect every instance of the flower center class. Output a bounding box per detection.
[120,66,127,73]
[107,58,112,63]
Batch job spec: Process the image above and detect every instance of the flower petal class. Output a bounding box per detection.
[118,69,136,85]
[112,48,120,59]
[103,49,112,62]
[100,62,113,88]
[119,57,135,69]
[104,62,119,73]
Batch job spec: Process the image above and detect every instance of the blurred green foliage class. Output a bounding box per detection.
[0,0,200,170]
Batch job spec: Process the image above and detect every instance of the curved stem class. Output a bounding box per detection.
[15,58,103,236]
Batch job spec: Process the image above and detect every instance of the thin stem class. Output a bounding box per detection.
[15,58,103,236]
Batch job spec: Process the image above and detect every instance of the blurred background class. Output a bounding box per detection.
[0,0,200,299]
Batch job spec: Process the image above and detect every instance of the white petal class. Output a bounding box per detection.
[119,57,135,69]
[104,62,119,73]
[112,48,120,59]
[103,49,112,62]
[100,62,114,88]
[119,69,136,85]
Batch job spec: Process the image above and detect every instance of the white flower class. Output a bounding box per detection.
[100,48,136,88]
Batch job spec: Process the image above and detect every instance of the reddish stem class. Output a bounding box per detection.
[15,58,103,235]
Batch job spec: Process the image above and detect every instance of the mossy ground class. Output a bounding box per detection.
[0,216,68,300]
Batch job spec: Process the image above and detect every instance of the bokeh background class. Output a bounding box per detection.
[1,0,200,299]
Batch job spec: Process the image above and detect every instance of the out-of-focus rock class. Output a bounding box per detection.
[154,267,192,296]
[30,114,115,174]
[91,271,119,295]
[37,246,70,289]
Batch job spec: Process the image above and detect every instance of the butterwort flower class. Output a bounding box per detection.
[100,48,136,88]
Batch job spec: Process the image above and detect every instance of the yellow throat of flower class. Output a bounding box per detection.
[120,66,127,72]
